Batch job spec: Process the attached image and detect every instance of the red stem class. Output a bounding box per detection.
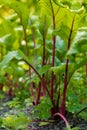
[56,85,60,109]
[23,59,42,81]
[61,15,75,116]
[42,77,56,107]
[61,59,69,115]
[50,0,56,101]
[36,82,41,104]
[53,113,71,130]
[23,59,55,106]
[30,82,36,99]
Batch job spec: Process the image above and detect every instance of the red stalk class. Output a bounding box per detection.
[6,73,13,97]
[61,59,69,115]
[36,82,41,104]
[23,59,55,106]
[7,88,13,97]
[23,59,42,81]
[53,113,71,130]
[0,84,3,90]
[47,0,59,117]
[30,82,36,102]
[56,87,60,109]
[50,0,56,101]
[61,15,75,116]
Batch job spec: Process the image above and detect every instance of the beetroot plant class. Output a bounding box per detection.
[0,0,87,121]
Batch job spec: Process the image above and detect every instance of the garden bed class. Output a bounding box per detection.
[0,96,87,130]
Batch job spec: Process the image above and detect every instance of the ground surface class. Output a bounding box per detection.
[0,95,87,130]
[27,114,87,130]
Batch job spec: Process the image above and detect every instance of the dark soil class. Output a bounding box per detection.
[0,96,87,130]
[27,114,87,130]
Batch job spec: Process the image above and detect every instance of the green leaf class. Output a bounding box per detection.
[0,20,14,37]
[51,63,65,75]
[68,27,87,55]
[68,57,87,83]
[0,50,41,80]
[0,76,6,83]
[39,121,50,126]
[0,34,15,46]
[51,63,75,77]
[38,16,50,36]
[71,127,79,130]
[0,0,29,29]
[51,57,87,84]
[52,0,67,8]
[69,6,84,13]
[39,0,59,19]
[76,57,87,70]
[9,1,29,29]
[0,34,11,44]
[56,36,67,52]
[39,0,52,16]
[0,51,22,69]
[39,65,51,75]
[53,0,84,11]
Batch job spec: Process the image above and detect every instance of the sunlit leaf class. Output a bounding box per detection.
[0,0,29,29]
[39,121,50,126]
[68,27,87,55]
[52,0,84,11]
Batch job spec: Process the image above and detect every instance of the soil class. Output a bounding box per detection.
[27,114,87,130]
[0,96,87,130]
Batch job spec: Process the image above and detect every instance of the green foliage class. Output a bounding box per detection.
[52,0,84,10]
[39,0,55,16]
[0,0,87,126]
[2,113,31,130]
[34,97,52,119]
[66,127,79,130]
[39,121,50,126]
[0,118,3,125]
[0,51,22,69]
[3,97,22,108]
[71,128,79,130]
[68,27,87,54]
[0,0,29,29]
